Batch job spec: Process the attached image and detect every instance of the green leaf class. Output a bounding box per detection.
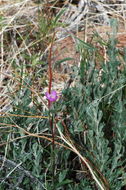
[55,57,74,65]
[53,8,67,25]
[56,179,72,188]
[59,169,68,182]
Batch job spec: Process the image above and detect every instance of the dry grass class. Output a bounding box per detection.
[0,0,126,113]
[0,1,126,189]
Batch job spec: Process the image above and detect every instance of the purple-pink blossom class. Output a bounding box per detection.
[45,90,58,102]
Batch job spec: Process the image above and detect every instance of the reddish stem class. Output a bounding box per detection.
[47,32,56,188]
[48,32,55,95]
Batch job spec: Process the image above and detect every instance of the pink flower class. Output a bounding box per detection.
[45,90,58,102]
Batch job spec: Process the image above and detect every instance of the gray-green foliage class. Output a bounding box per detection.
[58,26,126,189]
[1,25,126,189]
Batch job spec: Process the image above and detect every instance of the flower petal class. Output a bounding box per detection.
[45,90,58,102]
